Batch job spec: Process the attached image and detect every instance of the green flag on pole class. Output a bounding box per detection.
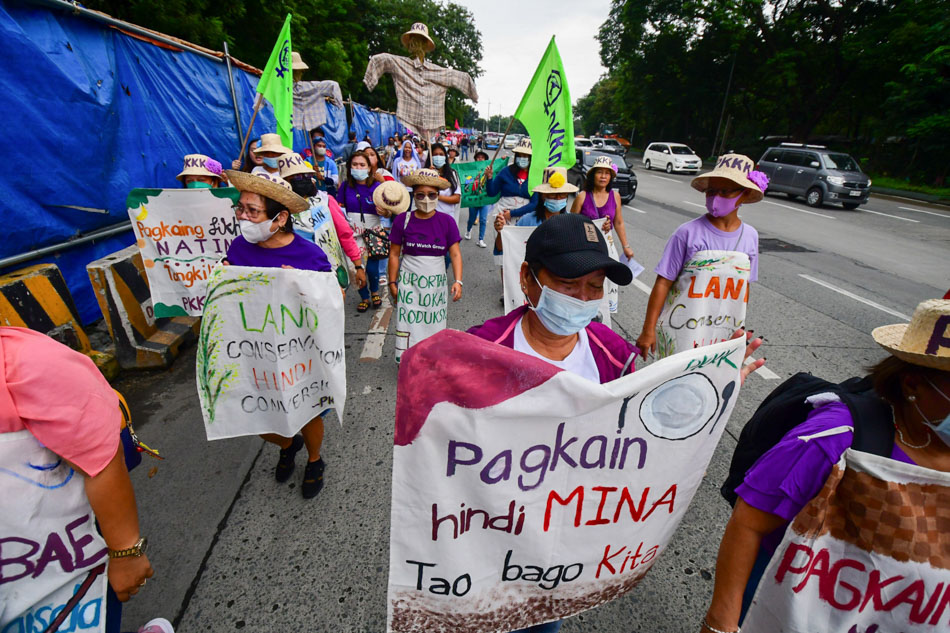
[257,14,294,148]
[514,36,575,191]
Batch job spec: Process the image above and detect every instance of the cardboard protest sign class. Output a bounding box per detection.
[127,188,240,317]
[655,250,750,359]
[196,265,346,440]
[501,225,611,327]
[744,449,950,633]
[387,330,745,632]
[292,193,350,287]
[452,158,509,208]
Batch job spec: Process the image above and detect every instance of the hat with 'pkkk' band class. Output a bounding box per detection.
[525,214,632,285]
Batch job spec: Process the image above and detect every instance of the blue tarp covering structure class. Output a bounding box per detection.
[322,101,349,158]
[0,3,276,323]
[352,103,381,147]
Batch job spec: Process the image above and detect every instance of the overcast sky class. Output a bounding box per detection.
[452,0,611,119]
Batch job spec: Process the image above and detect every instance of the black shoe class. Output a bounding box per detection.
[302,458,325,499]
[275,434,304,483]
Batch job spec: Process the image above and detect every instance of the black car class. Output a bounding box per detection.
[569,150,637,203]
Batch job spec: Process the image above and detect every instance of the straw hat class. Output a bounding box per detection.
[223,169,309,213]
[591,155,617,177]
[373,181,411,215]
[278,153,315,180]
[513,137,532,155]
[533,166,579,194]
[402,167,449,190]
[252,133,291,156]
[691,154,765,203]
[872,299,950,370]
[176,154,222,183]
[401,22,435,53]
[291,52,309,71]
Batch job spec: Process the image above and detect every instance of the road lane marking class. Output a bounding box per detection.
[632,279,652,295]
[623,205,647,214]
[898,206,949,218]
[764,200,836,219]
[745,357,780,380]
[862,208,919,223]
[799,274,910,320]
[645,174,681,183]
[682,200,706,209]
[359,293,394,361]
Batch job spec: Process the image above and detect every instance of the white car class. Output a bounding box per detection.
[504,134,520,149]
[643,142,702,174]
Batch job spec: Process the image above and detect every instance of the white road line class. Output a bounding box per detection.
[898,206,949,218]
[862,208,919,223]
[632,279,652,295]
[359,293,394,361]
[647,174,681,183]
[745,357,780,380]
[682,200,706,209]
[623,205,647,214]
[799,274,911,320]
[764,200,836,219]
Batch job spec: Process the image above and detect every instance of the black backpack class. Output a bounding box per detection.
[720,372,894,506]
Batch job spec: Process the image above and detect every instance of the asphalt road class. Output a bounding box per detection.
[118,151,949,632]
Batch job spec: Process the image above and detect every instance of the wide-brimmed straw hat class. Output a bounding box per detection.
[872,299,950,370]
[373,181,411,215]
[291,52,309,71]
[401,22,435,52]
[223,169,309,213]
[176,154,222,183]
[402,167,449,190]
[278,153,315,180]
[533,166,579,194]
[691,154,766,203]
[591,155,617,178]
[513,137,532,155]
[252,133,291,156]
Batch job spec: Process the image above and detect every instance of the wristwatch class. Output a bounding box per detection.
[354,265,364,270]
[109,536,148,559]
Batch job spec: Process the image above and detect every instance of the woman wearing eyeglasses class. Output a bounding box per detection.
[636,154,768,359]
[388,169,463,364]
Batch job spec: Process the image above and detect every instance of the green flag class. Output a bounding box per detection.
[452,157,509,208]
[257,14,294,148]
[514,36,575,191]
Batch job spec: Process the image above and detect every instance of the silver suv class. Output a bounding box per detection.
[756,144,871,209]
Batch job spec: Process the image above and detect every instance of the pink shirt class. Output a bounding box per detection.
[0,327,120,476]
[327,195,362,264]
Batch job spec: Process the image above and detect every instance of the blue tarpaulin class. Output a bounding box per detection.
[322,101,348,158]
[352,103,381,147]
[0,4,278,323]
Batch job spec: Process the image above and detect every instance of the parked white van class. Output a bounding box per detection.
[642,142,702,174]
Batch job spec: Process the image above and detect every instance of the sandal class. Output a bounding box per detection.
[371,294,382,308]
[357,300,369,313]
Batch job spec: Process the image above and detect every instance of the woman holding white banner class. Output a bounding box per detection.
[636,154,767,359]
[570,155,635,260]
[702,299,950,633]
[388,168,463,364]
[222,169,334,500]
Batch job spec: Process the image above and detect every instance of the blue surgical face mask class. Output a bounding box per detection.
[186,181,213,189]
[544,198,567,213]
[261,156,279,169]
[527,271,601,336]
[432,155,446,168]
[351,168,370,181]
[913,377,950,447]
[515,157,529,169]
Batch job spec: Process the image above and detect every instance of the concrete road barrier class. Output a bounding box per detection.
[0,263,118,378]
[87,245,199,370]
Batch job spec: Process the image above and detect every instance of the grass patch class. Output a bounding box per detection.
[870,176,950,199]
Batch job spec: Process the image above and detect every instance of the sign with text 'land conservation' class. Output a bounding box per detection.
[387,330,744,632]
[196,265,346,439]
[127,188,240,317]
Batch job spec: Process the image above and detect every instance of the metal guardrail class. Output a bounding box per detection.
[0,221,132,270]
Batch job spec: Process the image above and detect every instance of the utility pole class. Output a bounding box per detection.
[710,52,736,159]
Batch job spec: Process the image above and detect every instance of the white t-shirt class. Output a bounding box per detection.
[513,317,600,383]
[436,178,462,225]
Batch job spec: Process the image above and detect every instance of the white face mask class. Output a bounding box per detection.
[240,218,278,243]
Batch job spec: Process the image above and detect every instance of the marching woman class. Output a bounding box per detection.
[248,133,290,176]
[427,142,462,226]
[336,151,384,313]
[493,166,577,258]
[363,145,396,182]
[637,154,766,359]
[176,154,223,188]
[392,139,422,181]
[230,137,265,172]
[484,136,538,220]
[464,150,492,247]
[222,169,333,499]
[388,169,463,364]
[311,137,340,195]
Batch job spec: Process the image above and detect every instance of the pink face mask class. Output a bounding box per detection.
[705,194,741,217]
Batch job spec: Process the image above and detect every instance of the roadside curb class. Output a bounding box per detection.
[869,189,950,209]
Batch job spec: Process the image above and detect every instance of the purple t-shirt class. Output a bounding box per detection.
[389,211,461,257]
[225,234,332,272]
[655,215,759,282]
[335,180,380,217]
[737,400,912,553]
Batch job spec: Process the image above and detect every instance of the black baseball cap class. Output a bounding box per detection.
[525,214,633,285]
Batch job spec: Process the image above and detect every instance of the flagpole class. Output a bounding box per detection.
[490,116,516,163]
[223,41,243,155]
[237,93,264,169]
